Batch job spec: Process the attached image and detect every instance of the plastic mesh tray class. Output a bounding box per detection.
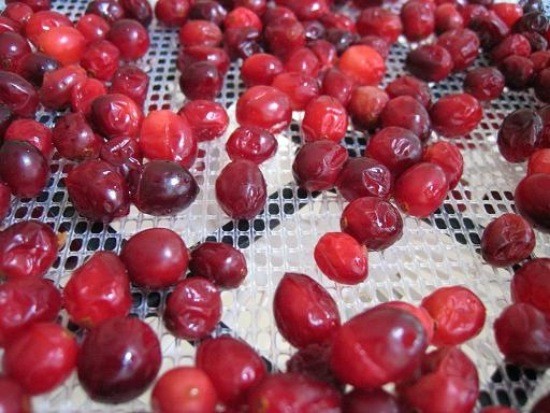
[3,0,550,411]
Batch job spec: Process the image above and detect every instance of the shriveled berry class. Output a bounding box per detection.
[463,67,505,101]
[430,93,482,138]
[71,78,108,116]
[407,44,453,82]
[491,34,531,63]
[347,86,389,131]
[155,0,190,27]
[179,19,222,47]
[301,95,348,143]
[356,7,402,44]
[401,0,436,42]
[0,70,39,117]
[100,135,143,178]
[189,242,248,289]
[271,72,320,112]
[381,95,432,142]
[179,100,228,142]
[110,65,149,106]
[226,125,277,164]
[39,65,87,110]
[437,28,480,72]
[335,157,392,201]
[92,93,144,139]
[423,141,464,189]
[52,112,103,160]
[497,108,542,162]
[236,85,292,133]
[81,39,120,81]
[385,75,431,108]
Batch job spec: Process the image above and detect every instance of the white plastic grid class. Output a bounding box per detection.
[0,0,549,411]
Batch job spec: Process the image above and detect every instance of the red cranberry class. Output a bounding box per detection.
[437,28,480,72]
[0,377,30,413]
[52,112,103,160]
[91,93,143,139]
[120,0,153,27]
[423,141,464,189]
[71,77,107,116]
[322,69,357,111]
[241,53,283,87]
[314,232,368,285]
[343,388,402,413]
[470,11,510,50]
[385,75,432,108]
[302,95,348,143]
[340,196,404,251]
[107,19,149,60]
[0,70,39,117]
[81,39,120,81]
[515,173,550,232]
[494,303,550,368]
[66,159,130,223]
[274,272,340,348]
[179,100,228,142]
[292,140,348,192]
[179,61,222,101]
[394,162,449,217]
[86,0,126,25]
[196,336,267,406]
[100,135,143,178]
[7,0,50,11]
[285,47,321,77]
[356,7,402,44]
[177,45,230,75]
[110,65,149,106]
[286,343,340,388]
[139,109,197,168]
[78,317,162,403]
[338,45,385,86]
[379,301,435,344]
[511,258,550,317]
[75,14,110,44]
[0,16,21,34]
[430,93,482,137]
[366,126,422,178]
[381,96,431,142]
[155,0,190,26]
[463,67,505,101]
[336,157,392,201]
[63,251,131,328]
[25,11,71,45]
[435,3,464,33]
[401,0,436,41]
[421,286,485,346]
[215,159,267,219]
[528,148,550,174]
[189,242,248,289]
[2,3,33,26]
[0,32,30,72]
[491,34,531,64]
[164,277,222,340]
[130,160,199,215]
[0,140,48,198]
[189,1,227,25]
[278,0,329,21]
[534,68,550,103]
[308,39,338,68]
[4,323,77,395]
[4,118,53,158]
[499,54,535,89]
[264,19,306,60]
[491,2,523,28]
[236,85,292,133]
[0,278,60,347]
[497,108,542,162]
[330,306,427,388]
[522,31,547,52]
[302,20,326,42]
[39,64,87,110]
[179,19,222,47]
[407,44,453,82]
[151,367,218,413]
[226,126,277,164]
[0,182,11,222]
[121,228,189,289]
[36,26,86,66]
[224,6,262,32]
[223,27,261,60]
[235,0,266,16]
[271,72,320,112]
[16,51,59,87]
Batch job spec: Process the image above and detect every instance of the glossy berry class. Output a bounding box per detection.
[469,11,510,50]
[179,100,228,142]
[177,45,230,74]
[430,93,482,138]
[189,0,227,25]
[271,72,320,112]
[381,95,432,142]
[164,277,222,340]
[121,228,189,289]
[284,47,321,77]
[226,125,277,164]
[223,26,261,60]
[321,68,355,109]
[4,118,53,158]
[347,86,389,131]
[2,3,33,26]
[75,14,110,44]
[263,19,306,60]
[528,148,550,175]
[498,109,543,162]
[379,301,435,345]
[356,7,402,44]
[0,140,48,198]
[110,65,149,107]
[0,32,31,72]
[52,112,103,160]
[335,157,392,201]
[236,85,292,133]
[107,19,149,60]
[16,52,59,87]
[189,242,248,289]
[515,173,550,232]
[77,317,162,403]
[435,3,464,33]
[437,28,480,72]
[71,78,107,116]
[301,95,348,143]
[155,0,191,27]
[423,141,464,189]
[0,70,39,117]
[407,44,453,82]
[385,75,432,108]
[491,34,531,64]
[36,26,86,66]
[463,67,505,101]
[0,377,31,413]
[491,2,523,28]
[274,272,340,348]
[338,45,385,86]
[39,64,87,110]
[63,251,132,328]
[309,40,338,69]
[179,20,222,47]
[81,39,120,81]
[86,0,125,25]
[240,53,283,87]
[401,0,436,41]
[500,55,535,90]
[25,11,72,45]
[511,258,550,317]
[179,61,222,101]
[343,388,402,413]
[91,93,143,139]
[4,323,77,395]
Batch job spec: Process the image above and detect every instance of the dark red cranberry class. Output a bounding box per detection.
[407,44,453,82]
[381,96,431,142]
[286,344,340,388]
[343,388,402,413]
[52,113,103,160]
[435,3,464,33]
[6,0,50,11]
[0,278,60,347]
[215,159,267,219]
[0,32,30,72]
[226,126,277,164]
[4,118,53,158]
[81,40,120,81]
[0,16,21,35]
[0,105,12,140]
[285,47,321,77]
[302,95,348,143]
[63,251,131,328]
[385,75,431,108]
[39,65,87,110]
[235,0,266,16]
[179,100,228,142]
[401,0,436,41]
[515,173,550,232]
[189,242,247,289]
[0,70,38,117]
[0,182,11,221]
[0,377,31,413]
[2,3,33,26]
[66,159,130,223]
[514,11,549,34]
[277,0,329,21]
[437,28,480,72]
[511,258,550,317]
[470,11,510,49]
[36,26,86,66]
[179,61,222,101]
[0,140,47,198]
[497,108,542,162]
[320,11,355,32]
[321,68,355,108]
[100,135,142,178]
[491,2,523,28]
[463,67,505,101]
[302,20,325,42]
[155,0,190,26]
[340,196,404,250]
[75,14,110,44]
[535,68,550,103]
[189,1,227,25]
[500,54,535,89]
[271,72,320,112]
[139,110,197,168]
[236,85,292,133]
[356,7,402,44]
[523,31,548,52]
[78,317,162,403]
[336,157,392,201]
[263,6,296,26]
[423,141,464,189]
[110,65,149,106]
[108,19,149,60]
[71,77,107,116]
[330,306,427,388]
[224,6,262,32]
[179,19,222,47]
[130,160,198,216]
[532,394,550,413]
[241,53,283,87]
[327,29,359,55]
[91,93,143,139]
[430,93,482,137]
[25,11,71,45]
[16,51,58,87]
[164,277,222,340]
[223,27,261,60]
[491,34,532,63]
[264,19,306,60]
[120,0,153,27]
[338,45,385,86]
[86,0,125,25]
[528,148,550,174]
[308,39,338,69]
[177,45,230,75]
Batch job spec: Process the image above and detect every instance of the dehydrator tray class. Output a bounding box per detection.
[2,0,550,411]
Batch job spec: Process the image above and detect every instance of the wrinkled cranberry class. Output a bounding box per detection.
[470,11,510,49]
[0,377,30,413]
[155,0,190,26]
[0,140,48,198]
[91,93,143,139]
[52,113,103,160]
[179,19,222,47]
[16,51,58,86]
[0,32,30,72]
[515,173,550,232]
[437,28,480,72]
[511,258,550,317]
[528,148,550,175]
[264,19,306,60]
[100,135,143,178]
[36,26,86,66]
[189,242,247,289]
[179,100,228,142]
[189,0,227,25]
[463,67,505,101]
[356,7,402,44]
[343,388,402,413]
[240,53,283,87]
[336,157,392,201]
[223,27,261,60]
[423,141,464,189]
[302,95,348,143]
[71,77,107,116]
[491,34,531,64]
[285,47,321,77]
[25,11,71,45]
[39,64,87,110]
[226,125,277,164]
[271,72,320,112]
[110,65,148,106]
[381,96,431,142]
[385,75,431,108]
[498,108,542,162]
[4,118,53,158]
[435,3,464,33]
[236,85,292,133]
[401,0,436,41]
[86,0,125,25]
[81,39,120,81]
[407,44,453,82]
[108,19,149,60]
[309,39,338,69]
[338,45,385,86]
[75,14,110,44]
[0,70,38,117]
[120,0,153,27]
[177,45,230,75]
[500,54,534,89]
[430,93,482,138]
[179,61,222,101]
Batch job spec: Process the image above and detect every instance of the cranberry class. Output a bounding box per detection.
[108,19,149,60]
[155,0,190,26]
[0,377,30,413]
[91,93,143,139]
[532,394,550,413]
[385,75,431,108]
[271,72,320,112]
[223,27,261,60]
[110,65,149,106]
[247,373,341,412]
[340,196,404,251]
[302,20,325,42]
[179,61,222,101]
[179,100,227,143]
[100,135,143,178]
[511,258,550,317]
[308,39,338,68]
[435,3,464,33]
[63,251,131,328]
[4,118,53,158]
[7,0,50,12]
[235,0,266,16]
[497,108,542,162]
[278,0,329,21]
[0,182,11,221]
[379,301,435,344]
[241,53,283,87]
[423,141,463,189]
[522,31,547,52]
[356,7,402,44]
[338,45,385,86]
[120,0,153,27]
[286,343,340,388]
[463,67,505,101]
[4,323,77,395]
[491,34,531,63]
[438,29,481,72]
[71,77,107,116]
[347,86,386,130]
[494,303,550,368]
[0,278,60,347]
[179,19,222,47]
[264,19,306,60]
[515,173,550,232]
[285,47,321,77]
[2,3,33,26]
[500,54,535,89]
[25,11,71,45]
[274,272,340,348]
[343,388,402,413]
[366,126,422,178]
[301,96,348,143]
[236,85,292,133]
[36,26,86,66]
[164,277,222,340]
[534,68,550,103]
[16,51,59,86]
[0,32,30,72]
[81,40,120,81]
[151,367,218,413]
[130,160,199,215]
[177,45,230,75]
[189,1,227,25]
[407,44,453,82]
[430,93,482,138]
[189,242,248,289]
[86,0,126,25]
[491,2,523,28]
[401,0,436,41]
[52,112,103,160]
[336,157,392,201]
[196,336,267,407]
[0,70,38,117]
[224,6,262,32]
[381,96,431,142]
[75,14,110,44]
[314,232,368,285]
[0,140,48,198]
[0,16,21,35]
[78,317,162,403]
[513,11,549,34]
[528,148,550,174]
[226,126,277,164]
[470,11,510,49]
[0,105,11,140]
[330,306,427,388]
[39,64,87,110]
[292,140,348,192]
[66,159,130,223]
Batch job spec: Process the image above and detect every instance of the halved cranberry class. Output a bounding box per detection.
[91,93,143,139]
[241,53,283,87]
[86,0,126,25]
[63,251,131,328]
[189,0,227,25]
[385,75,431,108]
[179,61,222,101]
[336,157,392,201]
[263,19,306,60]
[236,85,292,133]
[0,32,31,72]
[120,0,152,27]
[430,93,482,138]
[407,44,453,82]
[36,26,86,66]
[463,67,505,101]
[338,45,385,86]
[179,19,222,47]
[4,118,53,158]
[39,64,87,110]
[226,126,277,164]
[25,10,71,45]
[100,135,142,178]
[401,0,436,41]
[381,95,431,142]
[81,39,120,81]
[528,148,550,175]
[177,45,230,75]
[340,196,404,251]
[271,72,320,112]
[52,112,103,160]
[347,86,387,130]
[356,7,402,44]
[189,242,247,289]
[107,19,149,60]
[110,65,149,106]
[0,70,39,117]
[343,388,401,413]
[511,258,550,317]
[0,140,48,198]
[515,173,550,232]
[155,0,190,26]
[75,14,110,44]
[179,99,228,142]
[435,3,464,33]
[437,28,480,71]
[71,77,107,116]
[16,51,59,86]
[497,108,542,162]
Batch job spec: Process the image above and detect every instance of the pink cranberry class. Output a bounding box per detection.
[226,126,277,164]
[347,86,389,131]
[338,45,385,86]
[463,67,505,101]
[407,44,453,82]
[335,157,392,201]
[236,85,292,133]
[179,99,228,142]
[385,75,431,108]
[430,93,482,138]
[110,65,149,106]
[423,141,464,189]
[4,118,53,158]
[401,0,436,41]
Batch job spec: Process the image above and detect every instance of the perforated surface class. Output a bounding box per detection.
[2,0,550,411]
